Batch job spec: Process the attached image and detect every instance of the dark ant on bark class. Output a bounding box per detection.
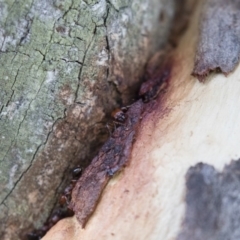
[59,195,68,206]
[27,166,82,239]
[26,231,41,240]
[72,167,82,179]
[107,106,130,135]
[111,108,126,124]
[59,166,82,206]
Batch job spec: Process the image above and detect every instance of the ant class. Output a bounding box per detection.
[111,108,126,125]
[59,166,82,206]
[107,106,129,135]
[27,167,82,240]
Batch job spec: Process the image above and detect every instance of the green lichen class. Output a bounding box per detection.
[0,0,175,238]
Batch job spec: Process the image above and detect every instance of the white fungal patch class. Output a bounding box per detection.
[66,94,75,105]
[26,148,34,153]
[64,62,78,74]
[72,105,82,118]
[1,36,18,52]
[37,175,43,186]
[96,49,108,66]
[0,2,8,21]
[31,0,62,21]
[1,100,25,120]
[45,70,57,84]
[91,0,107,19]
[121,11,131,25]
[7,164,19,189]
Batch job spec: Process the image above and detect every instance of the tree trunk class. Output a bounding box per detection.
[0,0,178,239]
[42,0,240,240]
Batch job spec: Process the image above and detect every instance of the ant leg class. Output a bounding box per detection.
[106,122,113,136]
[121,107,127,112]
[113,121,124,127]
[121,105,131,112]
[113,122,117,131]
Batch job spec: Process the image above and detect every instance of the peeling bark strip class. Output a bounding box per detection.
[193,0,240,81]
[178,160,240,240]
[69,100,143,227]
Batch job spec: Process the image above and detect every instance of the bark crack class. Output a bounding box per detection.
[106,0,119,13]
[0,55,55,201]
[0,115,64,206]
[74,25,97,103]
[103,1,122,101]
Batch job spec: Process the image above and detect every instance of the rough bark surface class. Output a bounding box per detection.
[193,0,240,81]
[42,1,240,239]
[0,0,176,239]
[178,161,240,240]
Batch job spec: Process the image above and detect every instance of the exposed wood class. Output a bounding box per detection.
[43,1,240,239]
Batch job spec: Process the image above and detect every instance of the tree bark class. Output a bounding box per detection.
[42,0,240,239]
[0,0,177,239]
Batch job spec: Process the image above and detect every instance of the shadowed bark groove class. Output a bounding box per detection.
[0,0,177,239]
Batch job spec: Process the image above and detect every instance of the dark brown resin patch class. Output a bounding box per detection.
[69,100,143,227]
[139,59,171,103]
[193,0,240,81]
[178,160,240,240]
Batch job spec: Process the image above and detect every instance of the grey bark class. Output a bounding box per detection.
[0,0,176,239]
[178,161,240,240]
[193,0,240,81]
